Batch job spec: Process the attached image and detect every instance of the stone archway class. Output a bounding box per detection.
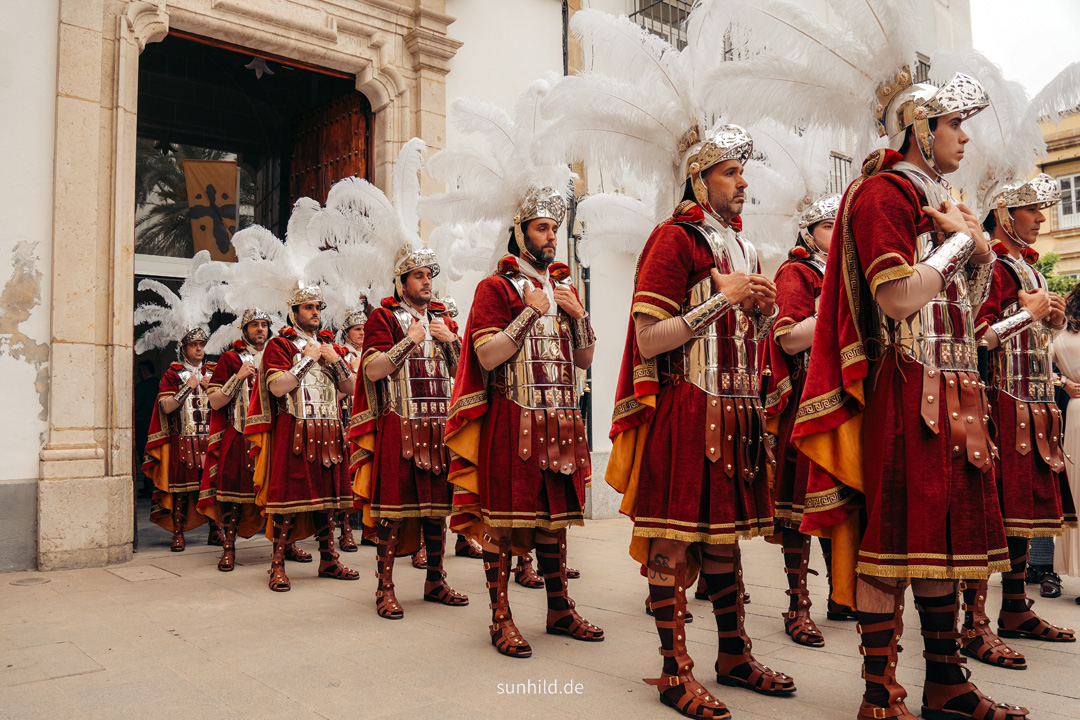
[38,0,459,570]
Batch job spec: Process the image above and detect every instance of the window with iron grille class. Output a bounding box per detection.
[830,153,853,195]
[630,0,692,49]
[913,54,931,84]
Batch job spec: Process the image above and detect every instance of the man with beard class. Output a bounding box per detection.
[200,310,304,571]
[143,331,213,551]
[246,287,359,591]
[350,251,468,619]
[446,187,603,658]
[609,125,793,716]
[335,302,368,552]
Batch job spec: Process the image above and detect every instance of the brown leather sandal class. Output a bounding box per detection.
[646,561,730,719]
[712,584,796,695]
[781,537,824,647]
[338,512,358,552]
[424,577,469,606]
[921,671,1029,720]
[547,606,605,641]
[783,606,824,647]
[959,580,1025,669]
[267,514,292,592]
[536,533,605,642]
[284,542,312,563]
[206,522,224,547]
[566,566,581,579]
[710,547,795,696]
[513,554,544,589]
[316,515,359,580]
[375,520,403,619]
[998,598,1076,642]
[455,535,483,558]
[412,547,427,569]
[647,672,730,719]
[171,531,186,552]
[485,536,531,658]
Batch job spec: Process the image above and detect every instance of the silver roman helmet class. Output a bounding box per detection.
[876,69,989,176]
[393,246,441,299]
[287,282,326,328]
[512,186,567,257]
[988,174,1061,247]
[681,124,754,223]
[797,194,840,252]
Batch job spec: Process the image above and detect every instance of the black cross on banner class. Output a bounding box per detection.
[182,159,238,261]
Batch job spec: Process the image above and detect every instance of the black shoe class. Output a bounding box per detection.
[1025,565,1040,585]
[1040,571,1063,599]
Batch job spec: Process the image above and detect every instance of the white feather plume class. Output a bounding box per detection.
[135,250,225,355]
[421,76,574,238]
[1026,62,1080,125]
[693,0,918,161]
[931,49,1046,220]
[575,193,664,266]
[741,122,834,257]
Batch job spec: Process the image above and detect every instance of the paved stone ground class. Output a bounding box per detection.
[1,501,1079,719]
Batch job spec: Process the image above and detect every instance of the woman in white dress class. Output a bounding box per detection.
[1053,285,1080,601]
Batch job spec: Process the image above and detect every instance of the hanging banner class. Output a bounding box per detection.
[182,159,238,261]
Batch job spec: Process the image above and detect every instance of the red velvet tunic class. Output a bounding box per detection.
[975,256,1078,537]
[196,343,265,537]
[249,333,352,516]
[446,259,587,550]
[351,301,456,521]
[143,363,211,532]
[765,259,823,529]
[799,164,1009,580]
[622,219,774,546]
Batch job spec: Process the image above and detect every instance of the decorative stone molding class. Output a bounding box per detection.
[125,0,168,52]
[403,25,462,74]
[212,0,338,43]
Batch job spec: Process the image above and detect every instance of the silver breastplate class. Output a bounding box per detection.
[873,232,978,371]
[228,350,256,432]
[283,340,339,420]
[498,314,577,409]
[496,273,578,410]
[673,275,762,398]
[382,308,452,419]
[992,257,1056,402]
[177,368,210,437]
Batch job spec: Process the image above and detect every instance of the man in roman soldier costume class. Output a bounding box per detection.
[239,204,361,591]
[928,51,1080,669]
[351,248,468,618]
[961,173,1077,665]
[764,193,858,648]
[138,252,219,551]
[611,121,795,709]
[334,300,367,553]
[199,307,275,571]
[328,138,467,618]
[424,82,604,658]
[792,70,1032,719]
